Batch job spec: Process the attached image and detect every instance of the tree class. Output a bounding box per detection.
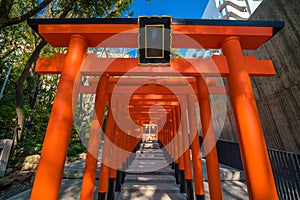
[0,0,142,151]
[0,0,53,29]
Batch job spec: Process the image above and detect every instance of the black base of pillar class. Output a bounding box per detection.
[121,171,126,184]
[98,192,106,200]
[185,179,194,200]
[195,194,205,200]
[107,178,116,200]
[179,170,186,193]
[115,170,122,192]
[134,144,138,152]
[174,163,180,184]
[158,140,163,148]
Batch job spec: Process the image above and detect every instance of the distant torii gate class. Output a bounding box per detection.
[28,18,283,200]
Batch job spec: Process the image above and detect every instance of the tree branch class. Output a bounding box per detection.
[0,0,14,20]
[105,0,125,18]
[1,0,53,29]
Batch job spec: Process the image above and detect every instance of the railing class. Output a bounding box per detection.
[218,0,249,20]
[214,139,300,200]
[268,149,300,200]
[219,1,247,12]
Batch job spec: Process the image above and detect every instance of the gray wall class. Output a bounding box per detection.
[218,0,300,153]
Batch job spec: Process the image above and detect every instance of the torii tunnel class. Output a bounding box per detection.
[28,18,284,200]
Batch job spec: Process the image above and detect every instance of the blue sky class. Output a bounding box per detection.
[127,0,209,19]
[123,0,210,58]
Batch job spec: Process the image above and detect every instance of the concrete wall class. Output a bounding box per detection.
[218,0,300,153]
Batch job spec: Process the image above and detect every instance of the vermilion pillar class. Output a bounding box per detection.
[221,36,278,199]
[98,105,115,200]
[119,126,128,184]
[175,107,186,193]
[187,95,205,200]
[115,103,126,192]
[178,104,194,200]
[80,75,109,200]
[80,113,101,200]
[114,127,123,192]
[196,76,223,200]
[170,112,180,185]
[107,122,117,200]
[30,35,88,200]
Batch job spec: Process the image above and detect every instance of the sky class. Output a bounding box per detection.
[127,0,209,19]
[123,0,210,58]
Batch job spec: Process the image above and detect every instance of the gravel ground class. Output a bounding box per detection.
[0,155,86,200]
[0,179,32,199]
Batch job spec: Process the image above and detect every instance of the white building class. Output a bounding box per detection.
[185,1,263,58]
[202,0,263,20]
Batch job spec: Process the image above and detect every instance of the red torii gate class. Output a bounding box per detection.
[81,77,225,200]
[28,18,283,200]
[76,77,225,200]
[110,79,227,200]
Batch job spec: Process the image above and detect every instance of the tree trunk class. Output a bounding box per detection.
[13,5,72,145]
[14,40,47,143]
[78,94,94,144]
[15,84,25,142]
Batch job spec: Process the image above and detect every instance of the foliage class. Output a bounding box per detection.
[0,0,145,167]
[67,127,87,157]
[0,21,37,139]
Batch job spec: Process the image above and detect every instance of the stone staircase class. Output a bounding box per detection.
[5,140,249,200]
[116,140,185,200]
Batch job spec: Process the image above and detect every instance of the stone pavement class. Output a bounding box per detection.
[6,142,248,200]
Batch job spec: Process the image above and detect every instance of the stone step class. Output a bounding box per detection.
[136,151,164,155]
[131,159,168,162]
[135,156,166,160]
[127,167,174,175]
[117,191,185,200]
[135,156,165,160]
[128,161,169,169]
[135,153,165,157]
[129,164,169,169]
[125,174,176,183]
[140,143,160,149]
[62,168,244,181]
[127,169,170,174]
[121,183,180,193]
[140,141,159,144]
[130,160,169,165]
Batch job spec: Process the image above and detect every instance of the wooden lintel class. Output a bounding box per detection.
[129,101,179,106]
[35,23,274,49]
[79,81,226,95]
[87,77,219,87]
[36,54,275,77]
